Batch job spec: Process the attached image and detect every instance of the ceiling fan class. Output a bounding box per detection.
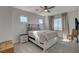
[36,6,55,13]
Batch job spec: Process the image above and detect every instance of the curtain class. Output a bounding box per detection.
[62,13,69,35]
[48,16,55,30]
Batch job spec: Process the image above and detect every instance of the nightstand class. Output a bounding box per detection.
[19,34,28,43]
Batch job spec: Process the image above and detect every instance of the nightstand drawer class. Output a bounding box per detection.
[20,34,28,43]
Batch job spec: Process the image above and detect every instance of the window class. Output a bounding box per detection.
[20,16,28,24]
[54,17,62,30]
[38,19,44,30]
[38,19,43,24]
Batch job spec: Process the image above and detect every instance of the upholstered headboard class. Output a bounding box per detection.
[27,24,40,31]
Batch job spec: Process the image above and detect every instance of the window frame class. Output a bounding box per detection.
[53,16,63,31]
[20,15,28,24]
[38,19,43,24]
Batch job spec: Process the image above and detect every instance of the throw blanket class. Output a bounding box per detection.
[37,31,58,43]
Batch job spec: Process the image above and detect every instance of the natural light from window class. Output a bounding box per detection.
[62,34,71,42]
[39,19,43,24]
[20,16,28,24]
[54,17,62,30]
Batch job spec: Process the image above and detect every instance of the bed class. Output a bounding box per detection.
[27,24,58,52]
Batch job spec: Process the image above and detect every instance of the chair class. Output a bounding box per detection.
[67,29,78,40]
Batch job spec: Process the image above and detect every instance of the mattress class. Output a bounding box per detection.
[28,31,45,42]
[28,30,58,43]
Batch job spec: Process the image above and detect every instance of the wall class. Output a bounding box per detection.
[0,6,12,42]
[44,16,50,30]
[0,6,78,43]
[0,7,45,43]
[45,9,79,33]
[68,9,79,33]
[11,7,45,43]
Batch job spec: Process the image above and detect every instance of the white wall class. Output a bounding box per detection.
[0,6,12,42]
[44,9,79,33]
[68,9,79,33]
[0,7,45,43]
[11,7,45,43]
[44,16,49,30]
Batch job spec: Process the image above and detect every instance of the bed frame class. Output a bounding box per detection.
[27,24,45,51]
[27,24,58,52]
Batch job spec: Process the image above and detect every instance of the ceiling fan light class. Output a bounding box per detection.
[44,9,48,12]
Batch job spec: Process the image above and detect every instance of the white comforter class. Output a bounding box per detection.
[28,30,58,43]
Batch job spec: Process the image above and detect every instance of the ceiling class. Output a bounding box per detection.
[14,6,79,16]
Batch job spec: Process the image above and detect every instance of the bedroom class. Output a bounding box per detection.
[0,6,79,53]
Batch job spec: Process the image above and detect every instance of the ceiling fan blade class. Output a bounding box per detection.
[40,6,44,9]
[47,10,51,13]
[40,6,48,9]
[40,10,44,12]
[48,6,55,9]
[38,6,52,13]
